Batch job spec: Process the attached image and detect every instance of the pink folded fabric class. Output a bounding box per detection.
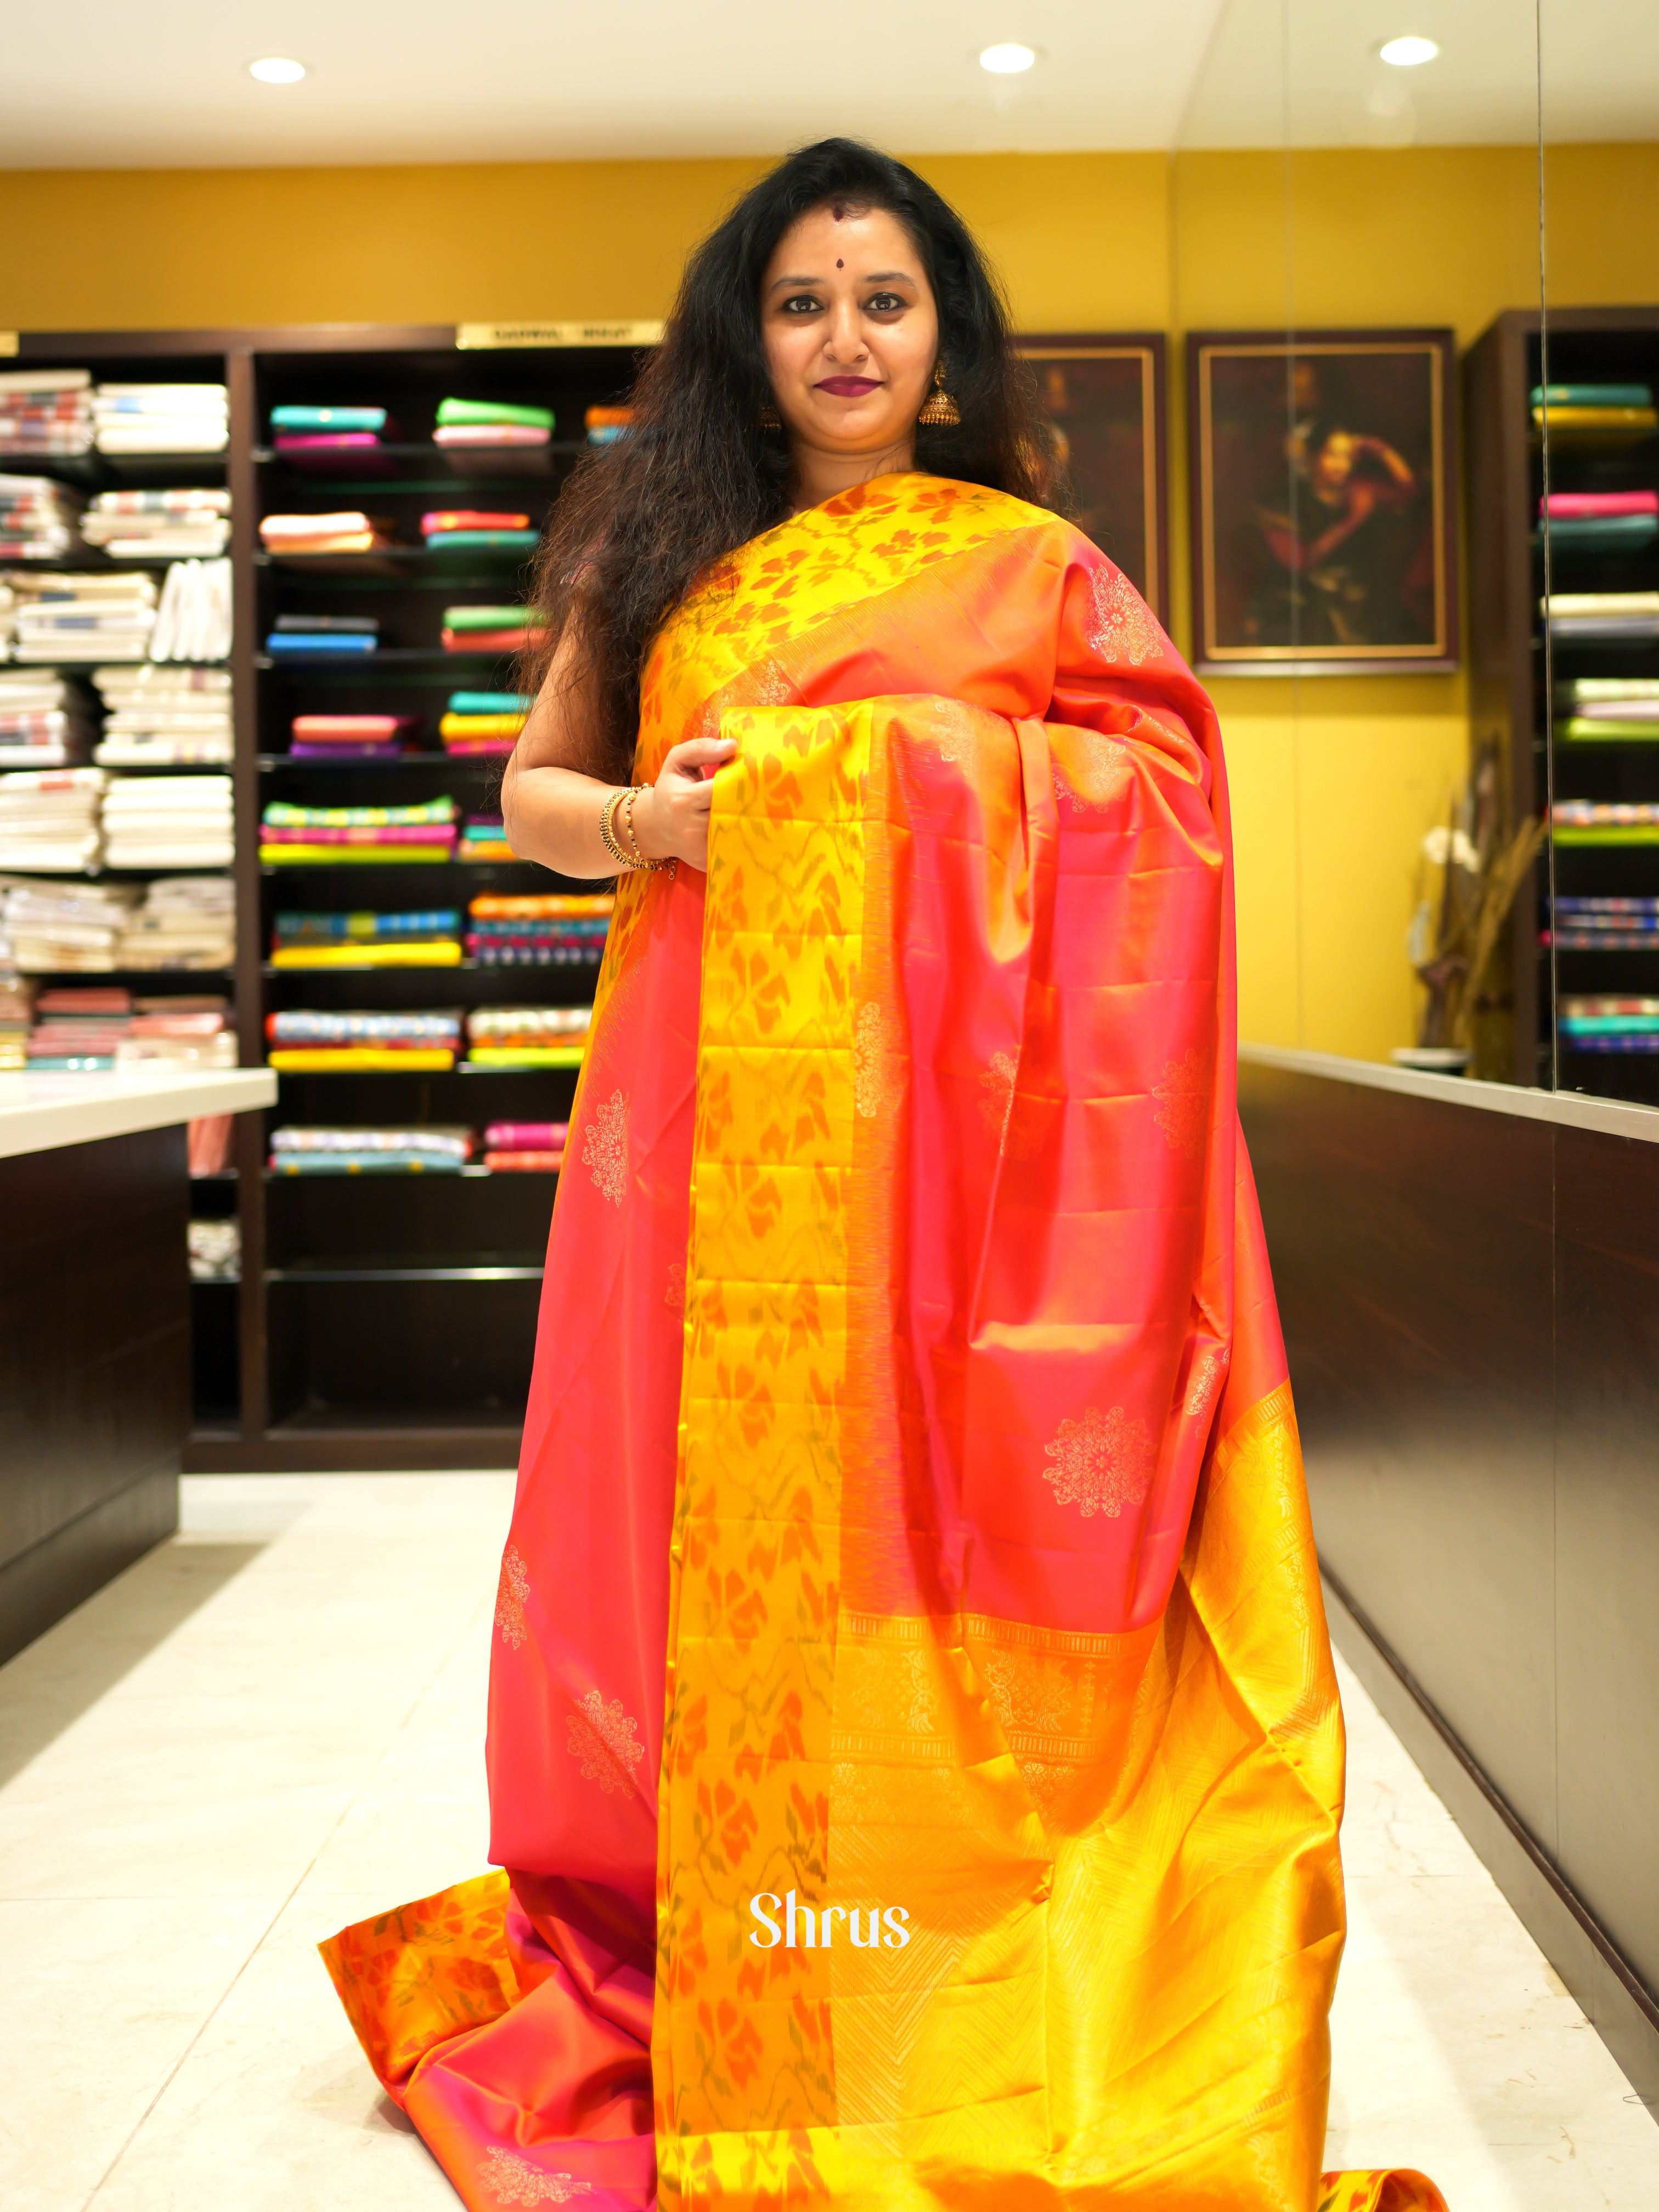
[1541,490,1659,518]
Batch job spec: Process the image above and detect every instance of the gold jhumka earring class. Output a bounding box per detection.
[917,359,961,426]
[758,400,782,428]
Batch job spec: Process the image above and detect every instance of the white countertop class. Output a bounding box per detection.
[0,1064,275,1161]
[1239,1042,1659,1148]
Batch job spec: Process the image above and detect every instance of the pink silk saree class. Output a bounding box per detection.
[323,472,1446,2212]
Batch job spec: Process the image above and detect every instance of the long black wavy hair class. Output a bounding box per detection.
[522,137,1058,779]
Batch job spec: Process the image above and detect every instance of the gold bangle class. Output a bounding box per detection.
[599,786,634,871]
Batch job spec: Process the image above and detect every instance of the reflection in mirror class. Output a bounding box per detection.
[1173,0,1544,1081]
[1538,2,1659,1104]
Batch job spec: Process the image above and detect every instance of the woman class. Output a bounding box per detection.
[323,141,1443,2212]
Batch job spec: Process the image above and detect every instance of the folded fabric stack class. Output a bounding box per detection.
[93,383,229,455]
[1531,382,1657,441]
[259,795,458,865]
[189,1218,241,1279]
[1549,895,1659,950]
[114,877,236,969]
[441,603,545,654]
[101,774,234,868]
[458,813,516,861]
[269,1125,473,1175]
[81,488,231,559]
[1557,995,1659,1052]
[270,405,399,459]
[288,712,415,762]
[117,996,236,1068]
[0,766,106,870]
[465,1003,591,1067]
[466,892,612,966]
[266,613,380,657]
[0,475,85,557]
[149,557,232,661]
[0,672,97,765]
[260,512,396,556]
[2,878,137,969]
[93,664,233,765]
[440,690,529,757]
[1552,800,1659,844]
[0,575,14,657]
[483,1119,567,1172]
[10,572,158,661]
[1544,591,1659,641]
[422,509,538,554]
[1538,489,1659,555]
[266,1008,462,1071]
[433,398,552,452]
[0,972,31,1066]
[1556,676,1659,742]
[0,369,92,457]
[271,907,462,968]
[27,985,132,1069]
[585,407,634,447]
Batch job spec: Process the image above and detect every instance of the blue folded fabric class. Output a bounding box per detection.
[271,405,390,433]
[266,633,380,655]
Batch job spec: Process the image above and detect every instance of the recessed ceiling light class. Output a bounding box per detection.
[248,57,307,84]
[1378,35,1438,67]
[980,43,1037,75]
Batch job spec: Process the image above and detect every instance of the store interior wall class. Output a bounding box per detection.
[1,138,1655,1059]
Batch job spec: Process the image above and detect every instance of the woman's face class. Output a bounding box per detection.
[760,204,940,464]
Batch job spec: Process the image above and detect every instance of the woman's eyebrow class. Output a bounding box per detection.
[767,273,823,291]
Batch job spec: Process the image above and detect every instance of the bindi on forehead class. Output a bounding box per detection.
[836,259,843,269]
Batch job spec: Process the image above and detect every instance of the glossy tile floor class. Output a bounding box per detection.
[2,1473,1655,2211]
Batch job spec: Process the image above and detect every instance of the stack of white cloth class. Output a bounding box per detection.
[2,876,138,969]
[92,665,232,765]
[0,369,93,458]
[0,476,86,558]
[93,385,228,455]
[0,672,97,766]
[101,773,234,868]
[0,767,107,871]
[114,877,235,970]
[10,573,158,661]
[148,556,232,661]
[81,488,231,558]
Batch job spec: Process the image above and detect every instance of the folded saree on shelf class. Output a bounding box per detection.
[321,473,1443,2212]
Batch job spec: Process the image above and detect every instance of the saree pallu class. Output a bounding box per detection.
[323,473,1445,2212]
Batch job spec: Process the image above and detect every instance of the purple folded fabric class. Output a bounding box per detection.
[287,741,407,760]
[259,823,458,845]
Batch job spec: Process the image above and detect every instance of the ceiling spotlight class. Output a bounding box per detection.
[980,43,1037,74]
[248,57,307,84]
[1378,36,1438,66]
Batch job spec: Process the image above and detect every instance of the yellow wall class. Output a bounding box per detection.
[0,143,1652,1063]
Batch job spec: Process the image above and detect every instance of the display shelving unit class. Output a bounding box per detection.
[7,322,657,1468]
[1466,306,1659,1099]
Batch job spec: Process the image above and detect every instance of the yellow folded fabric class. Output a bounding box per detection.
[439,713,526,740]
[259,845,454,865]
[465,1045,584,1068]
[267,1048,457,1070]
[272,943,463,968]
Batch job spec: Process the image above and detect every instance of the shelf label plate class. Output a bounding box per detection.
[455,321,663,350]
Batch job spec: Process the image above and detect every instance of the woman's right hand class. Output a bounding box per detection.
[631,735,738,872]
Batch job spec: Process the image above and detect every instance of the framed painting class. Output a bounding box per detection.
[1186,329,1458,674]
[1021,332,1169,620]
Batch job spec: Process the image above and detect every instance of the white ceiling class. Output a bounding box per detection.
[0,0,1650,167]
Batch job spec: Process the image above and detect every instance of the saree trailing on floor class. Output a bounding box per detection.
[323,474,1446,2212]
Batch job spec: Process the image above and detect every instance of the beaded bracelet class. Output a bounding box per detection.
[600,785,672,872]
[622,785,670,871]
[598,787,635,871]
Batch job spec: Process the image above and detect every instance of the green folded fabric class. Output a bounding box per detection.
[1560,717,1659,742]
[442,605,541,631]
[450,691,533,714]
[436,398,555,431]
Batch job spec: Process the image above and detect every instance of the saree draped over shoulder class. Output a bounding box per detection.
[322,475,1446,2212]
